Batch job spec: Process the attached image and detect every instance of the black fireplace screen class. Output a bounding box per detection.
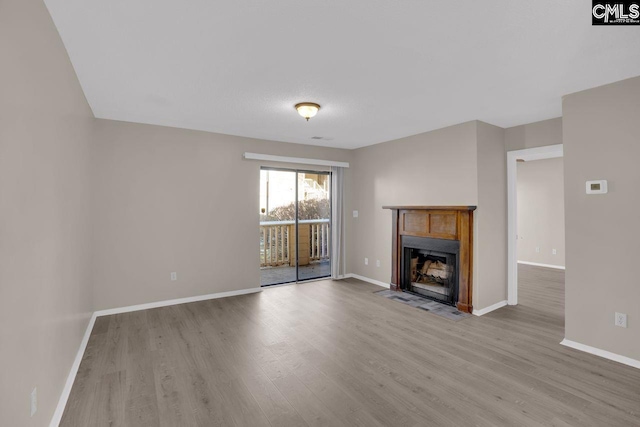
[401,236,460,306]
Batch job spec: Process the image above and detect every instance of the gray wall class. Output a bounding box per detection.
[92,118,508,314]
[348,121,509,312]
[517,158,565,267]
[475,122,508,309]
[0,0,94,425]
[505,117,563,151]
[563,76,640,360]
[92,119,353,310]
[348,122,478,283]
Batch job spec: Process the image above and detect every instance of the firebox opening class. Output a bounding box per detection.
[401,236,460,306]
[410,251,451,296]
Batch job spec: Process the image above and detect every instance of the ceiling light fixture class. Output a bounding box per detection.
[295,102,321,121]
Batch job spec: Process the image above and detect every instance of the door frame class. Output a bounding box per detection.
[506,144,563,305]
[260,166,332,286]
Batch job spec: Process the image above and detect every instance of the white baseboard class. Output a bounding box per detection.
[94,287,262,317]
[261,281,298,289]
[343,273,389,289]
[49,286,262,426]
[560,339,640,369]
[49,312,97,427]
[473,300,508,316]
[517,260,565,270]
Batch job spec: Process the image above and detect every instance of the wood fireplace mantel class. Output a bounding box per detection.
[383,206,476,313]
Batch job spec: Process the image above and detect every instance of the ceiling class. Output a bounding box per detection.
[45,0,640,149]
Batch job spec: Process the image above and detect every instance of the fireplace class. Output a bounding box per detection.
[383,206,476,313]
[402,236,459,306]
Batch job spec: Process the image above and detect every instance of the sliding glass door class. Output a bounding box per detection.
[259,168,331,286]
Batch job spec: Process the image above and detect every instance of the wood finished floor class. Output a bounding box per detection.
[60,265,640,426]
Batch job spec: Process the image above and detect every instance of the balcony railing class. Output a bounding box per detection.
[260,219,330,267]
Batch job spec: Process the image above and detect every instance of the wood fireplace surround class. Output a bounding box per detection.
[383,206,476,313]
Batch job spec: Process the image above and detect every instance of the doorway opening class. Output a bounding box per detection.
[507,144,564,305]
[259,167,331,286]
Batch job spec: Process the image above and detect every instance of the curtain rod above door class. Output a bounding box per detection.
[243,152,349,168]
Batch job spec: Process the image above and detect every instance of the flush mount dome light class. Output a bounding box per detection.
[295,102,321,121]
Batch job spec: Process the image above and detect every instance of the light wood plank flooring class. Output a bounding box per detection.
[60,265,640,426]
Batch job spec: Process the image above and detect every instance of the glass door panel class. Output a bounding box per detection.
[296,172,331,281]
[259,169,297,286]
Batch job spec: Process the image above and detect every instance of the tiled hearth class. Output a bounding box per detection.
[375,289,471,321]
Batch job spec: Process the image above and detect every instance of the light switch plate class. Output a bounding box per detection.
[353,210,359,218]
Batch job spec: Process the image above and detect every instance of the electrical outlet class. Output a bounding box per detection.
[171,272,177,281]
[552,249,557,255]
[376,260,381,267]
[30,387,37,417]
[535,247,540,253]
[364,258,368,266]
[615,312,627,328]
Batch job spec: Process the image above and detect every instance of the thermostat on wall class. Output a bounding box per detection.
[586,180,607,194]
